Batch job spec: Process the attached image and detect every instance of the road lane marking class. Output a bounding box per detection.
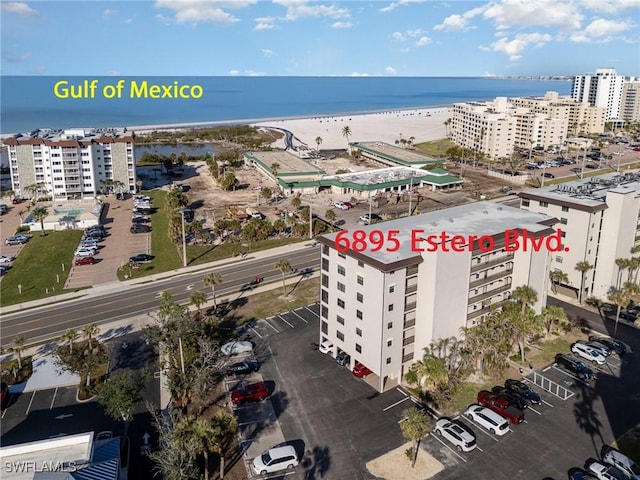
[290,310,309,323]
[427,433,467,463]
[277,315,295,329]
[50,387,58,410]
[382,396,411,412]
[26,391,36,415]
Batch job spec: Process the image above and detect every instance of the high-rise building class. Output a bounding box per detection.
[317,202,556,392]
[4,128,136,200]
[621,80,640,123]
[571,68,626,121]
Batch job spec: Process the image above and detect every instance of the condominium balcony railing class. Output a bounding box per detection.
[406,284,418,294]
[403,318,416,329]
[468,283,511,303]
[402,336,415,346]
[402,353,414,363]
[404,302,417,312]
[469,268,513,288]
[470,254,515,273]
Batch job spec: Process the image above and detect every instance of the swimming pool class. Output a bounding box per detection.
[53,208,83,217]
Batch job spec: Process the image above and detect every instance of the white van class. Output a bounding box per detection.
[463,404,509,436]
[252,445,299,475]
[602,445,640,479]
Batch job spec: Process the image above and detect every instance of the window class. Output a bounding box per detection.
[321,289,329,303]
[356,328,362,337]
[389,284,395,293]
[387,322,393,329]
[338,252,346,259]
[357,275,364,286]
[356,310,363,320]
[321,321,328,334]
[322,274,329,288]
[386,358,392,365]
[337,282,345,292]
[355,344,362,353]
[337,265,346,276]
[539,201,548,207]
[337,331,344,341]
[337,298,345,308]
[321,305,328,319]
[323,245,329,255]
[322,258,329,271]
[561,231,566,238]
[388,304,394,311]
[356,292,363,303]
[521,199,530,207]
[387,339,393,347]
[562,206,569,212]
[560,218,568,225]
[337,315,344,325]
[556,256,563,263]
[358,260,364,268]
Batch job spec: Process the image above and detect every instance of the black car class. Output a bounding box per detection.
[542,172,555,179]
[588,336,628,355]
[131,216,151,224]
[504,379,542,405]
[129,254,154,263]
[182,209,195,222]
[225,361,259,376]
[130,224,151,234]
[568,467,596,479]
[490,386,528,410]
[570,167,582,173]
[336,352,351,366]
[555,354,594,381]
[585,163,599,169]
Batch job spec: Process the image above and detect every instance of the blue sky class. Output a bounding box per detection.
[1,0,639,76]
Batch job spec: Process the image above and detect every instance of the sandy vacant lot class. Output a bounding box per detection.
[366,442,444,480]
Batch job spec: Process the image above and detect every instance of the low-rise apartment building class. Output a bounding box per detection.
[4,127,136,200]
[317,202,557,392]
[519,171,640,300]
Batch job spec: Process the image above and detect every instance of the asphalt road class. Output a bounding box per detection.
[1,247,320,347]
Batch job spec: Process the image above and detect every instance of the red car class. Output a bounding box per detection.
[352,362,373,378]
[343,202,353,209]
[230,382,269,406]
[75,256,96,266]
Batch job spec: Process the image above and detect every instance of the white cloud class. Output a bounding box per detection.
[124,17,133,24]
[481,32,552,61]
[570,18,636,43]
[2,50,32,62]
[415,36,432,47]
[254,16,276,30]
[332,21,352,29]
[273,0,350,21]
[103,9,116,20]
[262,49,273,57]
[154,0,257,25]
[433,6,485,32]
[228,70,240,76]
[578,0,640,14]
[380,0,427,13]
[482,0,583,31]
[391,31,406,41]
[245,70,265,76]
[385,66,397,74]
[1,2,39,18]
[350,72,369,77]
[406,28,425,38]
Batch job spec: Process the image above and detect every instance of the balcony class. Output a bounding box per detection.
[402,353,414,363]
[403,336,415,346]
[467,305,494,320]
[406,265,419,276]
[403,318,416,329]
[406,284,418,294]
[468,283,511,304]
[469,267,513,288]
[404,302,417,312]
[470,253,515,273]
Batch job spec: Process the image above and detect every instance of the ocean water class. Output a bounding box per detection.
[1,76,571,134]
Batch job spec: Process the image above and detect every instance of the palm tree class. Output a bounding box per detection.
[342,126,352,151]
[608,287,631,338]
[136,180,143,193]
[275,259,291,295]
[291,196,302,210]
[62,328,78,353]
[615,258,629,289]
[203,273,222,310]
[31,206,49,236]
[315,136,323,151]
[82,324,100,352]
[511,285,538,314]
[211,411,238,479]
[575,261,593,304]
[443,118,452,137]
[270,163,280,177]
[11,337,26,369]
[325,209,336,222]
[549,270,568,294]
[189,290,207,316]
[400,407,431,468]
[191,418,217,480]
[541,305,568,337]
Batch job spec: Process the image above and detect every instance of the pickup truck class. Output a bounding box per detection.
[477,390,525,425]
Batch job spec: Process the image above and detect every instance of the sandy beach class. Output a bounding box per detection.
[252,106,452,150]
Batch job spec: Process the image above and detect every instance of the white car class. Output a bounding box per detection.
[463,404,509,436]
[571,342,606,365]
[221,341,253,356]
[0,255,16,263]
[319,340,333,355]
[333,201,348,210]
[585,458,629,480]
[75,247,98,257]
[252,446,299,475]
[434,418,477,452]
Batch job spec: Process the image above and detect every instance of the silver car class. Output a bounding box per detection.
[434,418,477,452]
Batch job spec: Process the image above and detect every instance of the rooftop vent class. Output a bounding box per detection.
[483,210,488,214]
[449,218,454,222]
[497,207,503,210]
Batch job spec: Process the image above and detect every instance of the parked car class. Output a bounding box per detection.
[221,341,253,356]
[343,201,354,209]
[504,379,542,405]
[352,362,373,378]
[80,239,101,248]
[132,216,151,224]
[571,167,583,173]
[359,213,381,224]
[490,386,529,410]
[5,235,29,246]
[477,390,525,424]
[585,163,600,169]
[571,342,606,365]
[129,254,154,263]
[584,458,628,480]
[555,354,595,381]
[0,265,11,275]
[74,256,96,266]
[542,172,555,179]
[336,351,350,367]
[0,255,16,263]
[581,340,611,357]
[130,224,151,234]
[433,418,477,452]
[230,382,269,406]
[318,339,333,355]
[12,197,24,204]
[251,445,299,475]
[588,336,628,355]
[601,445,640,479]
[333,201,349,210]
[225,361,259,376]
[568,467,597,480]
[463,404,509,436]
[74,247,98,257]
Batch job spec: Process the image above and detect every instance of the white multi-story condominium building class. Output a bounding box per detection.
[317,202,556,392]
[519,171,640,301]
[571,68,626,121]
[4,128,136,200]
[510,91,606,136]
[512,110,566,151]
[621,80,640,123]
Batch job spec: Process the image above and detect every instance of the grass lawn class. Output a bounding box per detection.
[0,230,83,307]
[443,380,495,416]
[414,138,453,158]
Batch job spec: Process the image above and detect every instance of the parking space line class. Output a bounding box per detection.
[50,387,58,410]
[427,433,467,463]
[551,365,591,386]
[454,416,499,442]
[528,406,541,415]
[304,306,319,318]
[383,396,411,412]
[396,387,407,396]
[542,399,554,407]
[290,310,309,324]
[277,315,295,329]
[250,327,263,339]
[25,391,36,415]
[261,319,279,333]
[1,403,8,418]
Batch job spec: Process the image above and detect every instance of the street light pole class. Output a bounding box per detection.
[181,209,187,268]
[309,201,313,239]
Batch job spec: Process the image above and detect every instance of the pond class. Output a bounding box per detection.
[135,143,217,158]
